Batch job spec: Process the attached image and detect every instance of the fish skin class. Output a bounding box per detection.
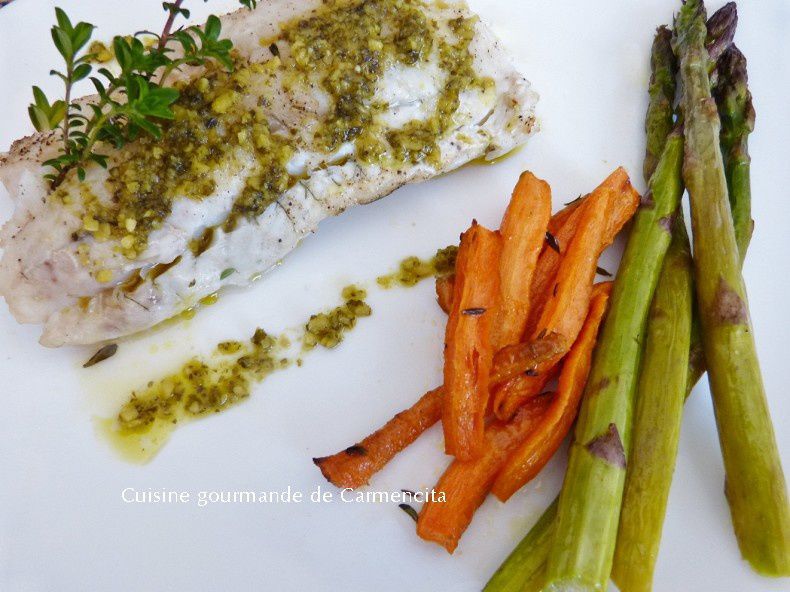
[0,0,538,346]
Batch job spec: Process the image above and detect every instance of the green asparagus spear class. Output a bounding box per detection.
[611,217,693,592]
[483,498,558,592]
[542,131,684,591]
[542,28,681,592]
[643,26,676,182]
[674,0,790,575]
[686,42,754,393]
[716,45,755,260]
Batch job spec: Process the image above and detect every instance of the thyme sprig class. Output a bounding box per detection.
[29,1,256,188]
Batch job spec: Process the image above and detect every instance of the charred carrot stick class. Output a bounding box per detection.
[492,283,612,501]
[313,387,443,489]
[494,169,639,420]
[526,206,585,336]
[438,192,582,323]
[435,274,454,314]
[494,172,552,349]
[416,393,554,553]
[443,221,502,460]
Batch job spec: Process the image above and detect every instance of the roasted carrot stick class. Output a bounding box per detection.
[492,283,612,501]
[443,221,502,460]
[416,392,554,553]
[493,171,552,349]
[313,387,443,489]
[494,169,638,419]
[537,168,632,339]
[436,274,454,314]
[526,177,639,337]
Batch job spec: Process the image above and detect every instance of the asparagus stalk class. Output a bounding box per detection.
[540,29,680,591]
[674,0,790,575]
[542,128,685,591]
[608,30,683,592]
[611,218,693,592]
[643,26,676,182]
[686,43,755,392]
[483,498,558,592]
[716,45,755,260]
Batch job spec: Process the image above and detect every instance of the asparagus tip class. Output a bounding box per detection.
[706,2,738,62]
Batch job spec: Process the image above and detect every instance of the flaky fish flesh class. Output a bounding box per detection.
[0,0,537,346]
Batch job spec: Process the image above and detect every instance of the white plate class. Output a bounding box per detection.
[1,1,788,590]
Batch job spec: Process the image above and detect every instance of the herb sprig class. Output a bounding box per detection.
[29,1,257,188]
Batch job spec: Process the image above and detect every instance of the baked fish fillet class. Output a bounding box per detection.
[0,0,537,346]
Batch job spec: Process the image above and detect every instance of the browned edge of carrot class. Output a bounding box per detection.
[314,313,575,490]
[442,221,502,461]
[492,282,612,501]
[416,392,554,553]
[525,174,638,336]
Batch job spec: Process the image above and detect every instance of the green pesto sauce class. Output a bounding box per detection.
[386,16,492,166]
[302,285,372,350]
[102,285,371,462]
[77,60,292,258]
[72,0,486,262]
[285,0,434,161]
[286,0,489,167]
[376,245,457,288]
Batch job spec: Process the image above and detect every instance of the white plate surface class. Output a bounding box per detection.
[1,1,789,590]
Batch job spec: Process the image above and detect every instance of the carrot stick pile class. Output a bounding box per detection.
[313,168,640,552]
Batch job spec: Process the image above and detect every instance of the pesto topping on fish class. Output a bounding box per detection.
[67,0,488,261]
[72,59,292,257]
[386,16,493,166]
[285,0,435,160]
[286,0,490,167]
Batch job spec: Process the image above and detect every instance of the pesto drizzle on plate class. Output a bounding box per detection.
[101,284,372,462]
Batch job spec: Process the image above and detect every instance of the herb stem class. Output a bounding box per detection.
[62,63,73,158]
[77,110,111,163]
[159,0,186,50]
